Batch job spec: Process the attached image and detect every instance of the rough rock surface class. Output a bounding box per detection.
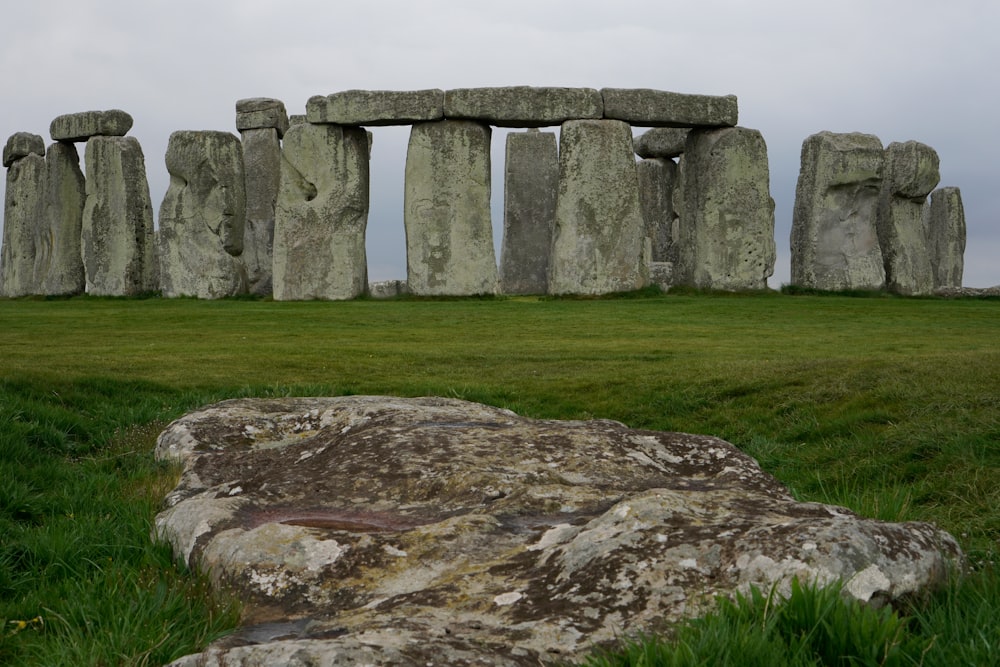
[637,157,679,265]
[790,132,886,291]
[499,129,558,295]
[876,141,939,295]
[235,97,289,137]
[49,109,133,142]
[81,136,158,296]
[35,142,86,295]
[634,128,689,159]
[273,123,370,300]
[158,131,248,299]
[3,131,45,168]
[1,150,45,297]
[240,127,281,295]
[307,89,445,126]
[549,119,648,295]
[156,396,962,666]
[601,88,738,127]
[404,120,498,295]
[675,127,775,290]
[445,87,603,127]
[925,186,965,289]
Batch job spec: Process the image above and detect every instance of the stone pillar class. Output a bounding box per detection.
[637,157,679,265]
[404,120,497,296]
[158,131,248,298]
[876,141,939,295]
[273,122,370,300]
[548,119,648,295]
[1,133,46,297]
[675,127,775,290]
[34,142,86,295]
[790,131,885,291]
[237,98,289,296]
[81,136,158,296]
[499,129,558,295]
[925,186,965,289]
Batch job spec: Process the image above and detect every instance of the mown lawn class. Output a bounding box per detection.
[1,291,997,665]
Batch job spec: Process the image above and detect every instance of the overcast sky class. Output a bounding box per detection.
[3,0,998,287]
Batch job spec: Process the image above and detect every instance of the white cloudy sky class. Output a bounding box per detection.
[3,0,998,287]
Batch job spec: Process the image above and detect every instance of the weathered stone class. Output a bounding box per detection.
[49,109,133,142]
[240,127,281,296]
[288,114,307,126]
[235,98,289,138]
[499,129,558,294]
[635,127,689,158]
[404,120,497,295]
[444,86,603,127]
[925,186,966,289]
[649,260,673,291]
[675,127,775,290]
[790,132,886,291]
[1,152,45,297]
[601,88,738,128]
[549,120,648,295]
[3,132,45,168]
[34,142,86,295]
[637,158,679,264]
[155,396,964,667]
[158,131,247,299]
[306,89,445,126]
[367,279,408,299]
[876,141,939,295]
[273,123,370,300]
[80,136,157,296]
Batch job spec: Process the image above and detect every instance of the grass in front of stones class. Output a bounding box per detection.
[0,291,997,665]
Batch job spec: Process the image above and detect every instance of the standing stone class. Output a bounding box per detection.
[1,134,46,297]
[404,120,497,296]
[549,120,648,295]
[637,158,679,266]
[81,136,157,296]
[274,123,370,300]
[35,142,86,295]
[240,128,281,296]
[876,141,939,295]
[499,129,558,295]
[925,187,966,289]
[790,132,886,291]
[158,131,247,299]
[675,127,775,290]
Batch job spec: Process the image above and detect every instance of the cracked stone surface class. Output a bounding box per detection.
[155,396,963,666]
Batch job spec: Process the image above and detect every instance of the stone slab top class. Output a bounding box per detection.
[236,97,290,137]
[303,87,738,128]
[49,109,133,142]
[3,132,45,168]
[634,127,690,158]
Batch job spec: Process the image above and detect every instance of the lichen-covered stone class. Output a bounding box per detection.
[35,142,86,295]
[634,127,689,158]
[156,396,963,667]
[235,98,289,138]
[876,141,939,295]
[790,132,886,291]
[240,127,281,296]
[404,120,498,296]
[637,157,679,265]
[445,86,603,127]
[499,129,558,294]
[273,123,370,300]
[158,131,248,299]
[675,127,775,290]
[601,88,738,127]
[49,109,133,142]
[549,119,648,295]
[81,136,157,296]
[3,131,45,168]
[1,151,45,297]
[306,89,445,126]
[925,186,966,289]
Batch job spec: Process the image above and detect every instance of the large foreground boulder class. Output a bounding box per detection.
[156,396,962,667]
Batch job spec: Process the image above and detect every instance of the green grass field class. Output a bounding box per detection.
[1,291,998,665]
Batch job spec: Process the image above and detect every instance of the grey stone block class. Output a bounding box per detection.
[236,98,289,138]
[35,142,86,295]
[444,86,602,127]
[241,127,282,296]
[306,89,445,126]
[634,128,689,158]
[50,109,133,142]
[1,152,45,296]
[925,186,966,289]
[637,158,679,264]
[4,132,46,168]
[601,88,738,128]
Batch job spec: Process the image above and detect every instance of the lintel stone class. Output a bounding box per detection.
[236,98,290,138]
[635,128,690,158]
[601,88,738,128]
[3,132,45,167]
[50,109,133,142]
[306,89,445,126]
[444,86,603,127]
